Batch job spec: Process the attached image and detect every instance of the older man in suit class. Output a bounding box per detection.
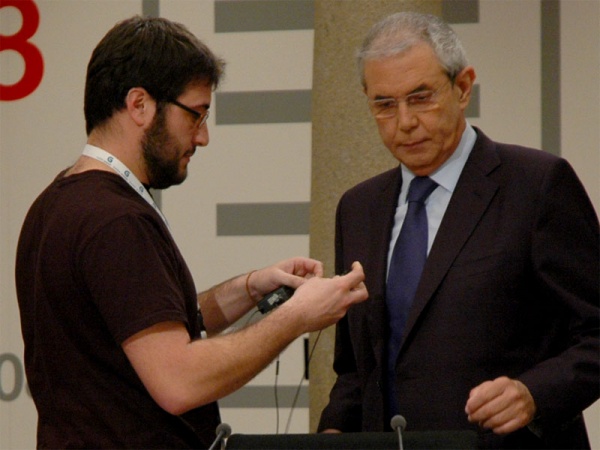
[317,12,599,449]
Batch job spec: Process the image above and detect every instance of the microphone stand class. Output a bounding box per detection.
[390,415,407,450]
[208,423,231,450]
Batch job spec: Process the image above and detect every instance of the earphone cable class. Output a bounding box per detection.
[284,329,322,434]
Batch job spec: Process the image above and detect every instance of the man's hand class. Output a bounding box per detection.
[246,257,324,301]
[281,261,368,333]
[465,376,536,435]
[199,257,324,334]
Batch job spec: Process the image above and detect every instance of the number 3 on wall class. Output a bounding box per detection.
[0,0,44,101]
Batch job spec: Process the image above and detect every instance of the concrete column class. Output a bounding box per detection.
[309,0,443,432]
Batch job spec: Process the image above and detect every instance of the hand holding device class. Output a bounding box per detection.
[257,286,295,314]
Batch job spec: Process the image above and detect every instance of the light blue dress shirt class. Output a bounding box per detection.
[386,123,477,279]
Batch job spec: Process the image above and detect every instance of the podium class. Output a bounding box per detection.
[225,430,478,449]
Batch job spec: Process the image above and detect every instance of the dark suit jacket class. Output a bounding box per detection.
[318,129,599,449]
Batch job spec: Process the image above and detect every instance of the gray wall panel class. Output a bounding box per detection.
[217,202,310,236]
[215,0,314,32]
[216,90,312,125]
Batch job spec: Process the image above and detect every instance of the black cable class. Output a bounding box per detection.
[284,329,322,434]
[274,357,280,434]
[243,309,261,327]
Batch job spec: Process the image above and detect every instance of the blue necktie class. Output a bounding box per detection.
[386,176,438,417]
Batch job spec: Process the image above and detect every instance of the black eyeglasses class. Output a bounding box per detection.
[168,99,210,128]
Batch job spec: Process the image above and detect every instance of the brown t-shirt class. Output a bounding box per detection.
[15,170,219,448]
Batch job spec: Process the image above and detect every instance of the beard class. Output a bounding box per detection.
[142,109,189,190]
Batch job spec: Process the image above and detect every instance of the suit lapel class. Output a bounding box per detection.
[366,167,403,352]
[402,132,501,347]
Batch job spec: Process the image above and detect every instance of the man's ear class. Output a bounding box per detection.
[454,66,476,110]
[125,87,156,127]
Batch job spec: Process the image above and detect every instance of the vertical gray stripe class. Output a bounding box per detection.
[440,1,479,119]
[541,0,561,156]
[465,84,480,118]
[150,189,162,209]
[442,0,479,24]
[142,0,159,18]
[216,90,312,124]
[217,202,310,236]
[143,0,160,206]
[215,0,315,32]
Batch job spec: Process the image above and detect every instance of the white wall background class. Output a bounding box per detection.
[1,1,598,449]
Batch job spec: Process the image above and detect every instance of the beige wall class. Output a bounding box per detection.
[1,1,314,446]
[1,1,598,448]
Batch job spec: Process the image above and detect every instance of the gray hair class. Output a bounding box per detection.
[357,12,468,87]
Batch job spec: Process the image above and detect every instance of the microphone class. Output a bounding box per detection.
[207,422,231,450]
[390,415,407,450]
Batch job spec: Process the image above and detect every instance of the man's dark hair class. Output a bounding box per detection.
[84,16,225,135]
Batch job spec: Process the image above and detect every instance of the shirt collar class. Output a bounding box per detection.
[401,122,476,195]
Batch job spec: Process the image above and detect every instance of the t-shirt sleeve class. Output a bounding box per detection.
[80,212,189,344]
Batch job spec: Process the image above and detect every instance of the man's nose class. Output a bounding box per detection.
[194,123,209,147]
[395,102,419,131]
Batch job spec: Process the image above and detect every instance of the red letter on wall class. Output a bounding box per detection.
[0,0,44,101]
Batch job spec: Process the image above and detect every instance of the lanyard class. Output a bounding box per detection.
[82,144,170,229]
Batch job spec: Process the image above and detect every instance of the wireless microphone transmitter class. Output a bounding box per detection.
[257,286,295,314]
